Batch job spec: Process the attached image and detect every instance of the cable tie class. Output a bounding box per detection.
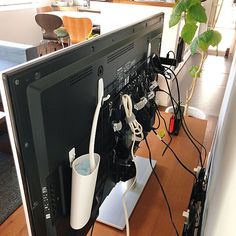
[125,113,136,124]
[158,129,166,139]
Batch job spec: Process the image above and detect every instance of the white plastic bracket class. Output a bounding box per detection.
[147,91,155,100]
[102,94,110,105]
[69,148,76,168]
[149,80,158,91]
[134,97,148,110]
[194,166,202,178]
[182,209,190,224]
[113,121,122,132]
[147,42,152,65]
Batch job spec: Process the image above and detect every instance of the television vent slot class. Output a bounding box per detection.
[107,43,134,63]
[69,66,93,86]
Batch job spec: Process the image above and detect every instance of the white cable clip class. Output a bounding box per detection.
[113,121,122,132]
[147,91,155,100]
[102,94,110,104]
[149,80,158,91]
[69,148,76,167]
[194,166,202,178]
[147,42,152,65]
[134,97,148,110]
[183,210,190,224]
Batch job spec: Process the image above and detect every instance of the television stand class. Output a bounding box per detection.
[97,156,156,230]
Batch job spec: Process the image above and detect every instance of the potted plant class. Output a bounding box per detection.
[169,0,222,116]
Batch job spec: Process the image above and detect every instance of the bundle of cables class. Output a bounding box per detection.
[148,52,208,235]
[121,93,144,236]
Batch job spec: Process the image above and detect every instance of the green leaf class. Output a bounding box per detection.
[189,65,201,78]
[190,30,222,53]
[190,37,199,54]
[174,0,187,15]
[199,31,214,51]
[169,13,182,27]
[169,0,187,27]
[198,30,221,51]
[188,4,207,23]
[185,0,201,8]
[181,22,198,44]
[209,30,222,46]
[185,12,197,24]
[198,38,209,51]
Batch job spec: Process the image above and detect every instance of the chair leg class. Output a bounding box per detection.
[60,38,64,48]
[45,40,49,54]
[39,40,44,56]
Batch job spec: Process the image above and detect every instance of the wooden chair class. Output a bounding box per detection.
[35,14,69,49]
[62,16,93,44]
[36,6,52,13]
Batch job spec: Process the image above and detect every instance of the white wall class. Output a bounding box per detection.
[0,6,42,46]
[90,2,179,57]
[201,49,236,235]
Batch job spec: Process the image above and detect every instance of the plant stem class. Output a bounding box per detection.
[184,52,207,116]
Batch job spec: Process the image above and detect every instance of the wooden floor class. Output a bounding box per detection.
[0,54,232,236]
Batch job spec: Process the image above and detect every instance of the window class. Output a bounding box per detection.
[0,0,34,6]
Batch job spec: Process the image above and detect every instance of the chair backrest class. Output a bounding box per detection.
[63,16,93,44]
[36,6,52,13]
[35,14,63,40]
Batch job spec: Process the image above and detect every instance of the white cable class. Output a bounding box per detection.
[121,94,143,236]
[122,94,144,143]
[89,78,104,172]
[121,166,137,236]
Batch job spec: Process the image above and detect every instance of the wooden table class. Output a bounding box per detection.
[91,112,207,236]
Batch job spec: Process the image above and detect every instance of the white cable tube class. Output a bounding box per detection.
[70,78,104,230]
[70,153,100,229]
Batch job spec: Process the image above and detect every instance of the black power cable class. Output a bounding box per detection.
[157,88,206,167]
[161,71,177,116]
[156,58,205,167]
[152,107,161,130]
[155,106,173,156]
[182,117,207,166]
[152,129,197,180]
[144,136,179,236]
[165,66,205,167]
[163,66,181,109]
[90,222,95,236]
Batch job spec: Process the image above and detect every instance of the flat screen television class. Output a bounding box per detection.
[0,13,163,236]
